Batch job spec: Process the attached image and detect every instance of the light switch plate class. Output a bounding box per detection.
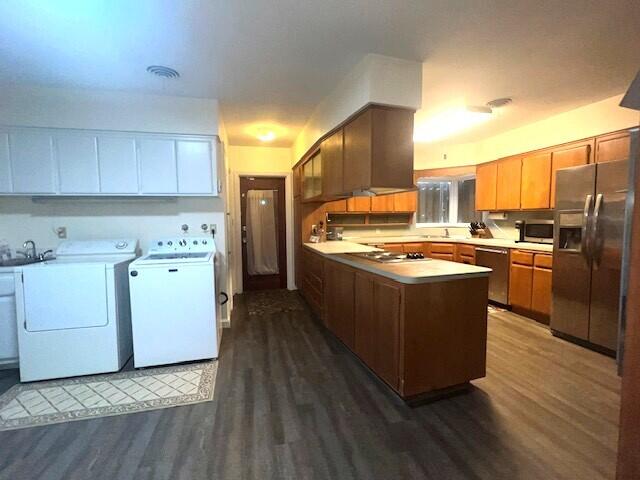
[56,227,67,239]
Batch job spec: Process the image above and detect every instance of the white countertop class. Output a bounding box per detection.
[343,235,554,253]
[304,243,491,284]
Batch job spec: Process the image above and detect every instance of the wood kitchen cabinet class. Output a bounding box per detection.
[321,128,345,198]
[455,244,476,264]
[370,194,395,212]
[475,162,497,211]
[427,242,455,261]
[323,261,356,349]
[496,156,522,210]
[550,142,591,207]
[531,254,552,323]
[354,272,400,389]
[393,190,417,212]
[509,250,534,311]
[343,106,415,194]
[311,252,488,401]
[300,249,324,318]
[384,243,405,253]
[595,129,631,163]
[509,250,553,323]
[346,196,371,212]
[520,152,551,209]
[324,199,347,212]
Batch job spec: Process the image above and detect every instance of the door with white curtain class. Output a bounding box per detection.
[240,176,287,290]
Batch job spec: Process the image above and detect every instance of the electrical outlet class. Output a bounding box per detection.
[56,227,67,239]
[209,224,217,235]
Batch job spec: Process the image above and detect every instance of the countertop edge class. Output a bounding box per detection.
[304,244,491,284]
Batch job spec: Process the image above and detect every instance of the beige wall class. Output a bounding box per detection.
[227,145,293,173]
[415,94,640,169]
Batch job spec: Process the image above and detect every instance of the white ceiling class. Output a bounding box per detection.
[0,1,639,147]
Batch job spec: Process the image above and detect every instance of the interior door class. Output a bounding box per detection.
[589,159,629,350]
[240,176,287,291]
[23,265,108,331]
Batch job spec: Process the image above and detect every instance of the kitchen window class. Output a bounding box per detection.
[416,176,481,226]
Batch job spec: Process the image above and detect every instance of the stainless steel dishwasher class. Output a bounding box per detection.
[475,247,510,305]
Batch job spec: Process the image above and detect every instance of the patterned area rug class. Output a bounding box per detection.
[0,361,217,431]
[245,289,306,316]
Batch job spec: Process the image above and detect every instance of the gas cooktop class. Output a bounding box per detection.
[350,250,430,263]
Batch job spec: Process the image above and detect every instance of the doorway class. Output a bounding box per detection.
[240,176,287,291]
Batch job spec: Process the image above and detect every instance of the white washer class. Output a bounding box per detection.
[128,236,221,368]
[14,239,138,382]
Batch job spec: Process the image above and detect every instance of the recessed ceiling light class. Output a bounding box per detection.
[146,65,180,79]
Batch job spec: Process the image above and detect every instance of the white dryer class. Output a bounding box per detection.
[14,239,138,382]
[128,236,221,368]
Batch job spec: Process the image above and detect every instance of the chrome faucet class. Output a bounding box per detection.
[23,240,36,259]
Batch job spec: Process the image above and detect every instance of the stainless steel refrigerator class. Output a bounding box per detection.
[551,138,634,353]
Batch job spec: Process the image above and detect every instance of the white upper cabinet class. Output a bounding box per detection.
[55,134,100,194]
[97,137,138,194]
[0,134,11,193]
[177,139,215,194]
[9,132,56,194]
[138,138,178,194]
[0,127,219,196]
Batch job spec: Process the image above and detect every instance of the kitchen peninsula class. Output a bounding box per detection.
[301,241,491,403]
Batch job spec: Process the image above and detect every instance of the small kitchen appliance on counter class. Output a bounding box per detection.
[521,220,554,244]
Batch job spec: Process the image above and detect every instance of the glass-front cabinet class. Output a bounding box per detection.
[302,151,322,200]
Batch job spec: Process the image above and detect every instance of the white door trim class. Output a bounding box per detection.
[231,171,294,294]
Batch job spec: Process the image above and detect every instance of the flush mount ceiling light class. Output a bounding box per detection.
[245,123,288,142]
[146,65,180,79]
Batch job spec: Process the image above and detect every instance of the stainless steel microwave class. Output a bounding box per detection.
[524,220,554,244]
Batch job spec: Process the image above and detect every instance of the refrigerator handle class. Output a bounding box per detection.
[591,193,604,266]
[581,194,593,261]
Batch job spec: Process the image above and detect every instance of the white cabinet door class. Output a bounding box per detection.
[138,139,177,194]
[0,134,11,193]
[97,136,138,194]
[177,139,214,194]
[9,132,56,193]
[55,134,100,193]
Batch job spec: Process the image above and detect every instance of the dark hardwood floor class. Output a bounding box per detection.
[0,293,620,480]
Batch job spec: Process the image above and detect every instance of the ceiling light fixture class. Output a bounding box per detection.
[413,105,493,143]
[146,65,180,79]
[486,97,513,109]
[257,130,276,142]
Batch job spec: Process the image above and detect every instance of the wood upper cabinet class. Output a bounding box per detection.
[354,272,400,390]
[321,128,344,197]
[346,196,370,212]
[550,143,591,207]
[324,199,347,212]
[521,152,551,209]
[370,194,395,212]
[475,162,497,211]
[393,190,417,212]
[595,130,631,163]
[343,106,414,193]
[323,260,355,349]
[293,165,302,198]
[496,156,522,210]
